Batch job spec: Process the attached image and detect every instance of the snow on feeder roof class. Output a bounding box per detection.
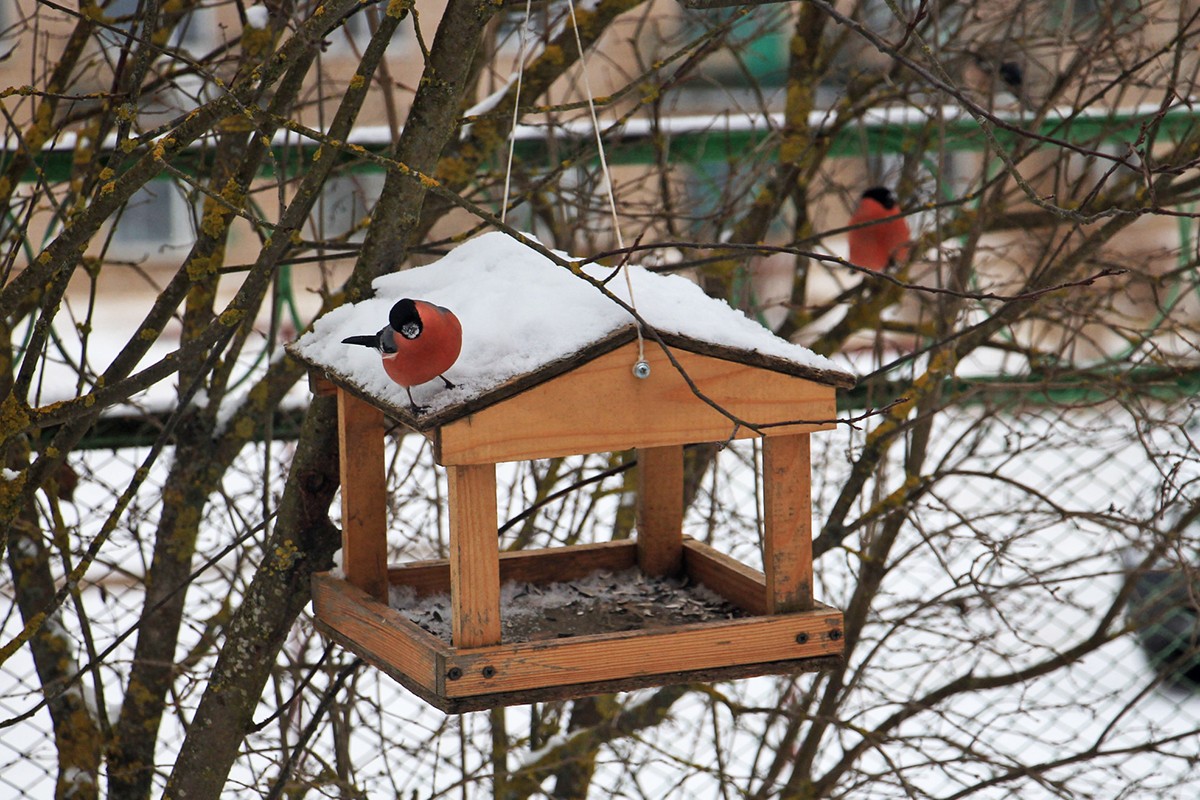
[289,231,854,435]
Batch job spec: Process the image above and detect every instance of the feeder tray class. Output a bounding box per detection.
[287,232,855,712]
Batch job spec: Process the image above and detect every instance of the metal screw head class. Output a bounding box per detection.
[447,667,463,681]
[795,632,810,645]
[481,665,496,679]
[632,360,651,379]
[828,629,842,641]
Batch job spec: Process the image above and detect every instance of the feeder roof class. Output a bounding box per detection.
[289,232,855,429]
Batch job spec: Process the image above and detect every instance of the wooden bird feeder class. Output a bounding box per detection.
[288,233,855,712]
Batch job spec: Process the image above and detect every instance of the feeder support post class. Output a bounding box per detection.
[447,463,502,648]
[636,445,685,576]
[337,388,390,601]
[762,433,814,613]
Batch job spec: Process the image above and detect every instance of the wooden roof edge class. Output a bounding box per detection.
[285,327,856,431]
[654,332,857,390]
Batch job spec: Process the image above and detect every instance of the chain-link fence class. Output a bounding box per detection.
[4,389,1198,798]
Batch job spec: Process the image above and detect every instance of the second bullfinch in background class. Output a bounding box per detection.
[342,298,462,412]
[848,186,911,272]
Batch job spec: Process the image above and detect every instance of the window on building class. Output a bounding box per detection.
[109,180,195,262]
[310,173,385,243]
[98,0,215,56]
[495,0,573,52]
[323,5,411,56]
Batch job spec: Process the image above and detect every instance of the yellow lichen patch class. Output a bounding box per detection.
[349,74,365,90]
[37,251,51,265]
[273,539,301,571]
[219,114,255,133]
[242,24,275,58]
[0,394,32,438]
[99,168,115,181]
[219,309,246,326]
[200,202,231,239]
[541,44,565,68]
[386,0,410,17]
[185,255,213,281]
[435,157,471,186]
[220,178,245,208]
[234,415,256,440]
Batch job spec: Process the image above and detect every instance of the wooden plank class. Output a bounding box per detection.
[389,540,639,597]
[311,572,443,691]
[442,607,844,697]
[447,463,502,648]
[436,342,837,465]
[636,445,684,576]
[337,388,389,601]
[682,538,768,615]
[762,433,813,613]
[432,655,844,713]
[309,371,337,396]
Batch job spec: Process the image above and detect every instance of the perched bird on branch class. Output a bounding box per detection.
[342,298,463,412]
[847,186,911,272]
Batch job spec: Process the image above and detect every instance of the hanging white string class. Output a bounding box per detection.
[564,0,646,368]
[500,0,533,224]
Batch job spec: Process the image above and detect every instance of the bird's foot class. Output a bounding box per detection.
[409,403,431,415]
[439,375,456,389]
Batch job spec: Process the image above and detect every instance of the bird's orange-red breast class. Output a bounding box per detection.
[342,298,462,409]
[848,187,911,272]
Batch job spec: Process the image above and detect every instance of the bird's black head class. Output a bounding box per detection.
[390,298,423,339]
[862,186,898,209]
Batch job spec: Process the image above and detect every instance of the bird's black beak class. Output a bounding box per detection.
[342,335,378,347]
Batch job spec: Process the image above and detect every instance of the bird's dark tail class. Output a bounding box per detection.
[341,335,378,347]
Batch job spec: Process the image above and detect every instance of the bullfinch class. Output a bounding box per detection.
[342,298,462,412]
[847,186,911,272]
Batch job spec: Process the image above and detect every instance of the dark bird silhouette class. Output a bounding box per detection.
[997,60,1023,93]
[342,298,463,413]
[1122,551,1200,692]
[847,186,911,272]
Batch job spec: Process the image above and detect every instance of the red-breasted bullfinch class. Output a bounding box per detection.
[848,186,911,272]
[342,298,462,412]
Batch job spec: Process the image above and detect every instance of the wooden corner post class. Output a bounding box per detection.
[447,463,502,648]
[762,433,814,613]
[337,388,389,601]
[636,445,685,576]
